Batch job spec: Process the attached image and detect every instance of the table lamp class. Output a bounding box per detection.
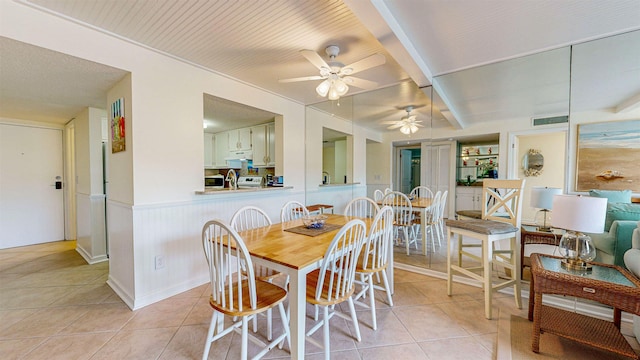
[530,187,562,232]
[551,194,607,270]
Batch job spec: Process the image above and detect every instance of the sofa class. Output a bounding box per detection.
[585,190,640,267]
[622,221,640,343]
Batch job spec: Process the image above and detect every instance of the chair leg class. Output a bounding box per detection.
[483,240,493,320]
[202,311,218,360]
[323,306,330,360]
[277,302,291,350]
[267,308,272,341]
[511,236,522,309]
[347,296,362,342]
[367,274,377,330]
[241,316,249,360]
[447,231,454,296]
[381,270,393,307]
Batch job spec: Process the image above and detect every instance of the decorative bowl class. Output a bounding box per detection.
[302,215,327,229]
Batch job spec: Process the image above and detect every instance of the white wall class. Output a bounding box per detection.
[74,107,108,264]
[1,1,307,309]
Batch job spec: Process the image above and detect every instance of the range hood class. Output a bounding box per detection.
[225,150,253,161]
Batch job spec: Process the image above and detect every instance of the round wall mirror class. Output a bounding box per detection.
[524,149,544,176]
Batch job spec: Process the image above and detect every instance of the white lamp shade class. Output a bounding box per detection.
[530,187,562,209]
[551,195,608,233]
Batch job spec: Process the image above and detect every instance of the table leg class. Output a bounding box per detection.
[614,308,622,329]
[532,292,543,353]
[447,230,453,296]
[528,276,535,321]
[422,208,427,256]
[288,269,306,359]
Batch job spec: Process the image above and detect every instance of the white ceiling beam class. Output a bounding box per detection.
[615,91,640,113]
[348,0,465,129]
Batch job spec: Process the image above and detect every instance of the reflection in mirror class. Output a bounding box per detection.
[203,94,282,188]
[569,30,640,270]
[305,97,355,213]
[424,47,572,275]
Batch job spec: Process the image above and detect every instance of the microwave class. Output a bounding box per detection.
[204,175,225,189]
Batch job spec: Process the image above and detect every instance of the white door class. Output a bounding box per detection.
[0,124,64,249]
[400,149,413,194]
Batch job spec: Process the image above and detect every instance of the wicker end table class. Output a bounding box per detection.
[520,225,560,279]
[528,254,640,359]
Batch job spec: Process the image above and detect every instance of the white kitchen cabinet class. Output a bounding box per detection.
[204,133,214,168]
[456,186,482,211]
[227,128,252,151]
[214,132,229,167]
[251,123,276,167]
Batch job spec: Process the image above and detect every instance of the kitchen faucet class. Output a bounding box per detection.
[226,169,237,190]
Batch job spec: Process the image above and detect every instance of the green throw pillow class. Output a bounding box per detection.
[604,203,640,232]
[589,189,632,203]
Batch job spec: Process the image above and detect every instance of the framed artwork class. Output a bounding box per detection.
[111,98,125,153]
[576,119,640,191]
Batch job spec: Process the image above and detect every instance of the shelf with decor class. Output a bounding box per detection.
[457,143,499,185]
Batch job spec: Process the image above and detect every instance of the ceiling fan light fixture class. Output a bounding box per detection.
[316,80,331,97]
[335,79,349,95]
[400,125,411,135]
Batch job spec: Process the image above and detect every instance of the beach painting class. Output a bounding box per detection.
[576,119,640,191]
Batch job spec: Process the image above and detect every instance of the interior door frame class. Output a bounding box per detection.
[64,121,76,240]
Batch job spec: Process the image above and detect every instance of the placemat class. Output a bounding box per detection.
[284,223,341,237]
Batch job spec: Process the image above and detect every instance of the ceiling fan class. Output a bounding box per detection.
[382,106,424,134]
[279,45,385,100]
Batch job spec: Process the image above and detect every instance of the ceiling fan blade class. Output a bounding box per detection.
[381,120,402,125]
[344,53,386,74]
[343,76,378,90]
[387,123,404,129]
[300,49,330,70]
[278,75,324,83]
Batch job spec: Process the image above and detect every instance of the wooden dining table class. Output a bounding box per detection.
[237,213,374,359]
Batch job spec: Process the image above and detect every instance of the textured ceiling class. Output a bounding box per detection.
[2,0,639,131]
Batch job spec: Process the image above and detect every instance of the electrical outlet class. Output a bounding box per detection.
[155,255,165,270]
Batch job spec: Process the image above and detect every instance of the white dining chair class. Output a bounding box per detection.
[382,191,416,255]
[436,190,449,243]
[413,191,441,252]
[305,219,367,360]
[353,206,394,330]
[373,189,385,202]
[410,185,433,199]
[201,220,290,360]
[344,196,380,218]
[280,200,310,222]
[230,206,280,340]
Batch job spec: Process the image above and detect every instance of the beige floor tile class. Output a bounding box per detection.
[353,308,414,348]
[123,297,197,330]
[0,306,89,339]
[51,282,119,306]
[0,308,37,332]
[418,336,493,360]
[89,327,178,360]
[0,337,46,360]
[59,303,135,334]
[436,300,499,335]
[0,284,82,309]
[393,304,469,341]
[159,323,223,360]
[358,343,428,359]
[183,296,215,326]
[24,332,116,360]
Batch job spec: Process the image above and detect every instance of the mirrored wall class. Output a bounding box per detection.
[304,29,640,275]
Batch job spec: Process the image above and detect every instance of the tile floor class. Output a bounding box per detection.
[0,240,637,359]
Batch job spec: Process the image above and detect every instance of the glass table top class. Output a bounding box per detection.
[539,255,637,288]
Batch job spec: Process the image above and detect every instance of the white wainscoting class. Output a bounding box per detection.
[75,193,107,264]
[120,190,304,309]
[106,200,135,309]
[306,184,367,215]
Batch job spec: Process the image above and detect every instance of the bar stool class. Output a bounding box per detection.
[445,179,525,319]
